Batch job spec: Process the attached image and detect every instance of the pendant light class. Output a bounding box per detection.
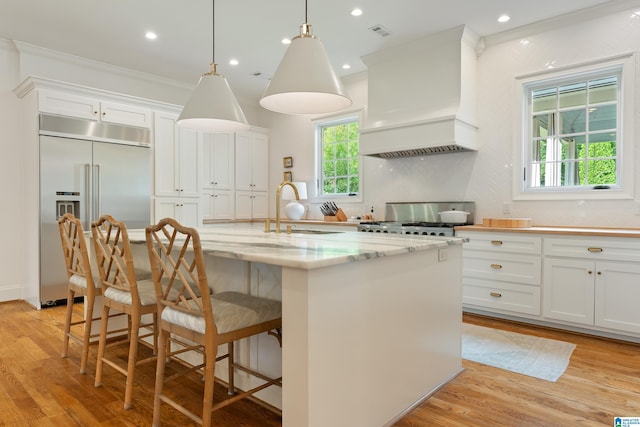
[177,0,249,132]
[259,0,352,115]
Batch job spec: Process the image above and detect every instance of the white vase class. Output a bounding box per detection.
[284,201,305,220]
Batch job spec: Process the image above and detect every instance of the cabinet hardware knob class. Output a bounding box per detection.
[588,270,593,274]
[597,271,602,275]
[490,292,502,298]
[490,263,503,269]
[587,247,603,253]
[102,111,106,116]
[491,240,503,245]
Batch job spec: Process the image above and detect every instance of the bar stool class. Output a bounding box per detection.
[145,218,282,427]
[91,214,157,409]
[57,213,101,374]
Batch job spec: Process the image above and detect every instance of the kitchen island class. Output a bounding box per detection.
[127,223,465,427]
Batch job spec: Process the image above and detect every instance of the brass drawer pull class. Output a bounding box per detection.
[491,240,503,246]
[587,247,603,253]
[490,292,502,298]
[490,263,503,269]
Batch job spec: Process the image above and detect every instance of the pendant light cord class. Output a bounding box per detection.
[304,0,308,24]
[211,0,216,64]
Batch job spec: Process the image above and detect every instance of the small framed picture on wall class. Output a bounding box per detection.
[283,171,292,182]
[283,156,293,168]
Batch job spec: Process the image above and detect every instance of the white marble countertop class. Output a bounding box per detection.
[127,222,465,270]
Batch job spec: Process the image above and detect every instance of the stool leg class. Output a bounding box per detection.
[94,304,110,387]
[80,294,95,374]
[61,288,74,360]
[227,342,235,396]
[123,312,141,409]
[152,327,169,427]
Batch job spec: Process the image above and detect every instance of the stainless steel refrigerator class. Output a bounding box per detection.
[39,114,151,305]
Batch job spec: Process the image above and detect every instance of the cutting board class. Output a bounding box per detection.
[482,217,532,228]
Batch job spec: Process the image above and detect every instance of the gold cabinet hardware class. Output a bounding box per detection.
[490,292,502,298]
[490,263,503,269]
[491,240,503,246]
[587,247,603,253]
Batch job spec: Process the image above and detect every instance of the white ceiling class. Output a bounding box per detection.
[0,0,629,103]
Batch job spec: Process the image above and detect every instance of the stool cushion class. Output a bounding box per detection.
[161,291,282,335]
[69,274,94,289]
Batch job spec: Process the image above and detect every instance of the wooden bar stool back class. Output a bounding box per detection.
[145,218,282,427]
[91,214,157,410]
[57,212,101,374]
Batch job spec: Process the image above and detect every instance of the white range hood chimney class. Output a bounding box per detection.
[360,25,480,158]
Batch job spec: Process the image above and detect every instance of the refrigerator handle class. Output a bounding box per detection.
[85,163,92,228]
[95,163,101,221]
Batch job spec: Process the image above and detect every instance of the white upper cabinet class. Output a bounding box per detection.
[202,133,234,191]
[154,112,200,198]
[235,131,269,192]
[38,89,152,128]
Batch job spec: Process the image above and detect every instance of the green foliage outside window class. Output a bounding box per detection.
[527,72,619,189]
[320,119,359,195]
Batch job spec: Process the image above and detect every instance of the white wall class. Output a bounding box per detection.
[263,7,640,227]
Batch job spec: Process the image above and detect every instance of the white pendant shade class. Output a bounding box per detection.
[177,69,250,133]
[260,33,352,115]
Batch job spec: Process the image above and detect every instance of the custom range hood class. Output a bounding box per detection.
[360,26,480,158]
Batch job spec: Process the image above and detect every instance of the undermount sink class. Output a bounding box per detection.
[271,229,341,235]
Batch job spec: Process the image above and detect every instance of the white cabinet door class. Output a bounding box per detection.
[39,90,99,121]
[594,261,640,334]
[251,191,269,219]
[202,133,234,191]
[38,90,151,128]
[543,258,595,325]
[202,190,234,220]
[155,198,201,228]
[177,126,200,197]
[235,191,254,220]
[154,112,200,198]
[100,101,152,128]
[250,132,269,192]
[235,131,269,192]
[154,113,179,197]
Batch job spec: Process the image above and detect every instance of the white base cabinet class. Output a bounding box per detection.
[460,230,640,340]
[235,191,268,220]
[154,198,201,228]
[543,237,640,335]
[201,190,234,221]
[458,231,542,316]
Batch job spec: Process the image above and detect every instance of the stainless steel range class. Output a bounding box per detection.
[357,201,475,236]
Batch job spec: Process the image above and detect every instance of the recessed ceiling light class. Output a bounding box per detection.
[498,14,510,23]
[229,59,239,66]
[351,8,363,17]
[145,31,157,40]
[520,39,530,46]
[342,64,351,70]
[281,38,291,45]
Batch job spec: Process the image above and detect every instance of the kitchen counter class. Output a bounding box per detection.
[127,222,461,270]
[203,218,361,227]
[456,224,640,238]
[127,223,464,427]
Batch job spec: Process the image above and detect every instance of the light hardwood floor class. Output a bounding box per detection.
[1,300,638,426]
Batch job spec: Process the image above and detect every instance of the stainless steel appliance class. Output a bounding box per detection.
[39,114,151,305]
[357,201,475,236]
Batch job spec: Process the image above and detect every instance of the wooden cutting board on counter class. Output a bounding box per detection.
[482,217,532,228]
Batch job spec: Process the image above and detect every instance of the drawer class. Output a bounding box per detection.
[457,232,541,255]
[463,278,541,315]
[463,250,541,285]
[544,237,640,262]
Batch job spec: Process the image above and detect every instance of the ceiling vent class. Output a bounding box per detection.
[369,25,391,37]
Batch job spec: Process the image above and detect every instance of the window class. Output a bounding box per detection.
[526,69,619,190]
[514,54,635,200]
[316,116,360,197]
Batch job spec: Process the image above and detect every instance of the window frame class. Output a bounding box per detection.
[513,53,635,201]
[313,112,363,203]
